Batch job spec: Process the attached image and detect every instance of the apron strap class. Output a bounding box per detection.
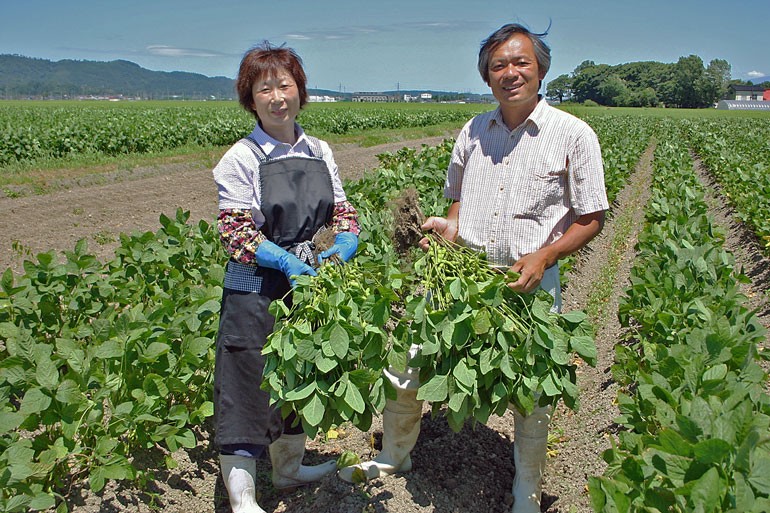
[240,136,270,162]
[240,135,324,161]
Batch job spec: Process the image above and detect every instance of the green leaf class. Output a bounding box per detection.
[175,428,197,449]
[315,355,337,373]
[143,373,169,398]
[748,456,770,494]
[654,429,691,458]
[139,342,171,363]
[286,382,317,401]
[692,438,731,465]
[0,412,24,434]
[89,466,107,493]
[541,373,561,397]
[702,363,728,382]
[29,492,56,511]
[329,323,350,359]
[386,347,407,373]
[417,374,448,402]
[20,388,51,416]
[472,308,491,335]
[448,391,465,413]
[453,359,476,389]
[689,466,721,509]
[344,383,366,414]
[570,335,597,366]
[34,345,59,390]
[94,339,124,359]
[302,394,325,427]
[55,379,84,405]
[449,278,462,300]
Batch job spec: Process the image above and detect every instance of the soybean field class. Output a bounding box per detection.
[0,102,769,513]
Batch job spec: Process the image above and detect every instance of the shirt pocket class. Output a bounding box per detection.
[510,167,566,215]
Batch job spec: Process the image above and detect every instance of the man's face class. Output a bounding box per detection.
[487,34,545,109]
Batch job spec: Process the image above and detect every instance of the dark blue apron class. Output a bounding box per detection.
[214,136,334,448]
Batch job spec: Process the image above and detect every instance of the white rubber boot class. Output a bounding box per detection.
[511,406,551,513]
[338,391,423,481]
[269,433,337,490]
[339,344,423,482]
[219,454,266,513]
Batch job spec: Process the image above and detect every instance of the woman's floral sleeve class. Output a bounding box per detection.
[217,209,267,265]
[331,200,361,235]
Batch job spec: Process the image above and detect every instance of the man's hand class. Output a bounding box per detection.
[507,251,548,293]
[418,216,458,251]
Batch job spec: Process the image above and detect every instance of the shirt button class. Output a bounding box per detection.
[504,158,510,165]
[499,187,504,191]
[494,212,498,216]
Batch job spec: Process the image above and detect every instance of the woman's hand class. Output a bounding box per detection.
[318,232,358,265]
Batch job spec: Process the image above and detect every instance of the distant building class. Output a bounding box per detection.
[731,85,766,101]
[403,92,433,102]
[309,95,338,102]
[716,100,770,111]
[352,92,392,102]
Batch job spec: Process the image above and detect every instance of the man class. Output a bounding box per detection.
[340,23,608,513]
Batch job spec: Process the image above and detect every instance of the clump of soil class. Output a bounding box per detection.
[390,187,425,256]
[312,226,339,264]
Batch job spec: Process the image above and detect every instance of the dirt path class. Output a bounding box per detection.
[545,143,656,511]
[0,134,456,274]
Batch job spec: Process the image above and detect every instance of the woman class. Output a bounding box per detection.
[213,42,360,513]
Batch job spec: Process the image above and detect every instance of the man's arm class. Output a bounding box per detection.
[509,210,606,293]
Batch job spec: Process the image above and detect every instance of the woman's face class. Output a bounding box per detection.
[251,68,301,137]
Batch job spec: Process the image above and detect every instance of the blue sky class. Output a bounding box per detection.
[1,0,767,94]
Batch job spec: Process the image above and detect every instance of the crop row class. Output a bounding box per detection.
[588,128,770,511]
[0,102,488,167]
[684,117,770,254]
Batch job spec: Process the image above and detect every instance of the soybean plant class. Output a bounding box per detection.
[408,234,598,432]
[261,259,408,438]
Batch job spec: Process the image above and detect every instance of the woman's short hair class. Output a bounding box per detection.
[236,41,308,119]
[477,23,551,84]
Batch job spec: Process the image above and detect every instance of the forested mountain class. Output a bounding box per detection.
[0,55,475,101]
[0,54,236,99]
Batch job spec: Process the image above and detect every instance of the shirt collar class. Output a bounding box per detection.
[249,122,310,156]
[489,95,547,132]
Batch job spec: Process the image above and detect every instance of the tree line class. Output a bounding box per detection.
[546,55,768,108]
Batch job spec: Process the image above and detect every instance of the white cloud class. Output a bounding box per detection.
[747,70,765,77]
[146,45,223,58]
[282,27,381,41]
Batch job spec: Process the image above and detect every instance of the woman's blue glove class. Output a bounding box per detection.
[255,240,317,286]
[318,232,358,265]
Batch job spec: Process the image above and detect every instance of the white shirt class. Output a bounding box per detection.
[213,122,347,227]
[445,99,608,265]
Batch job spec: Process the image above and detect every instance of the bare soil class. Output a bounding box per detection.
[5,134,767,513]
